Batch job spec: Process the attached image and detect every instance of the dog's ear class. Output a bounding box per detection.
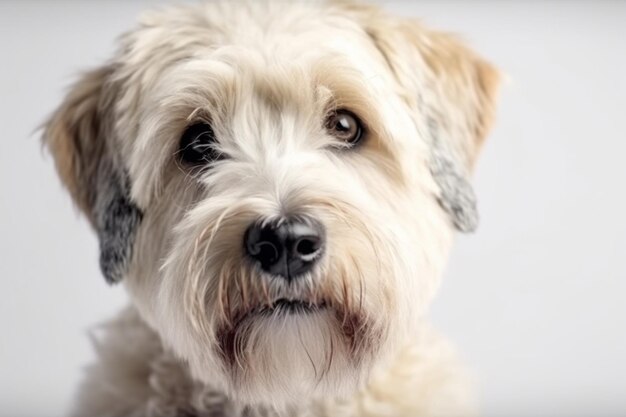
[348,5,500,232]
[43,66,142,284]
[411,30,500,233]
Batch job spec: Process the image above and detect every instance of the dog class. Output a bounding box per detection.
[43,1,499,416]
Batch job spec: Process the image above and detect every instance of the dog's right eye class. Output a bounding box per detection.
[178,122,221,165]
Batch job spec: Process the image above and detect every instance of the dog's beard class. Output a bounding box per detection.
[213,260,375,381]
[208,262,381,404]
[158,196,393,405]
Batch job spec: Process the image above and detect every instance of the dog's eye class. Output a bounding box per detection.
[178,122,221,165]
[325,110,364,146]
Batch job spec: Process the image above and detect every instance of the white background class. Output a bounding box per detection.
[1,1,625,416]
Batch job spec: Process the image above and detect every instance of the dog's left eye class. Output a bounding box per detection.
[178,122,221,165]
[325,110,364,147]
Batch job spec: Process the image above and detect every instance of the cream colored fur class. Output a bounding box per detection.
[43,1,499,416]
[75,307,474,417]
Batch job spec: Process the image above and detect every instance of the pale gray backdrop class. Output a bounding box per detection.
[1,1,625,416]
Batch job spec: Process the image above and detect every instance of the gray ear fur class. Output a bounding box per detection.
[94,161,143,284]
[43,66,142,283]
[353,8,500,233]
[428,117,479,233]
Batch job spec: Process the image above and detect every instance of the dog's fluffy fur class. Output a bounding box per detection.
[43,1,499,416]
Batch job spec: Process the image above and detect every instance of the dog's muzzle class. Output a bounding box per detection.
[244,217,324,282]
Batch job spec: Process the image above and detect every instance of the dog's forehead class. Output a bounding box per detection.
[122,0,394,105]
[158,1,385,69]
[117,1,424,207]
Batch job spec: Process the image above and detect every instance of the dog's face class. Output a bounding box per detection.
[44,0,498,408]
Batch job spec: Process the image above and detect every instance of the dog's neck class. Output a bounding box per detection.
[71,306,473,417]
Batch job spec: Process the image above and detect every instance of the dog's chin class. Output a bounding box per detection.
[213,297,371,404]
[216,297,333,364]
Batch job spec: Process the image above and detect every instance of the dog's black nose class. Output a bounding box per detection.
[244,218,324,281]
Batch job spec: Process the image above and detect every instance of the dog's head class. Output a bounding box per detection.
[43,0,498,408]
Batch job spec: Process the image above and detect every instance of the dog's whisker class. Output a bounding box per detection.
[297,324,318,380]
[323,333,335,382]
[356,262,365,318]
[340,268,351,327]
[218,264,232,326]
[239,268,248,312]
[260,276,271,307]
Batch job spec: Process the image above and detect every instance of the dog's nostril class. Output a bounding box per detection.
[253,241,280,264]
[245,225,282,270]
[294,237,320,257]
[243,218,325,281]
